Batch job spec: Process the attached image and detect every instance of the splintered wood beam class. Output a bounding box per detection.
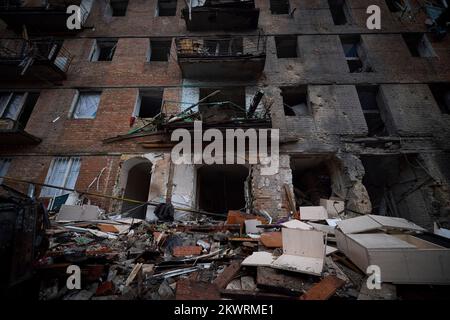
[213,261,242,289]
[299,275,345,300]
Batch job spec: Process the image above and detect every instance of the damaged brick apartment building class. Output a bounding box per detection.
[0,0,450,298]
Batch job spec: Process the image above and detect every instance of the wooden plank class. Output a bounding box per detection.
[260,232,282,248]
[299,275,345,300]
[256,267,309,295]
[213,261,241,289]
[176,279,221,300]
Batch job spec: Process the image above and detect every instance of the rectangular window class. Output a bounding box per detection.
[0,92,39,127]
[275,35,298,58]
[135,89,163,118]
[402,33,436,58]
[270,0,290,15]
[429,83,450,114]
[110,0,129,16]
[157,0,177,16]
[356,85,387,137]
[90,39,118,62]
[40,157,81,198]
[328,0,348,25]
[72,91,101,119]
[340,35,372,73]
[281,86,309,116]
[0,158,11,185]
[148,39,172,61]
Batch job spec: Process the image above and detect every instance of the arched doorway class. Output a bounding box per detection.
[120,157,152,218]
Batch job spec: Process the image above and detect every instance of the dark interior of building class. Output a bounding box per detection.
[197,164,249,214]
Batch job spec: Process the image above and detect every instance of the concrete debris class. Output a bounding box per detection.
[4,188,449,300]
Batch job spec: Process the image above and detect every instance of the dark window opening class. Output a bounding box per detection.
[149,39,172,61]
[385,0,401,12]
[199,87,246,122]
[429,83,450,114]
[122,161,152,218]
[17,93,39,129]
[203,37,244,56]
[157,0,177,16]
[91,39,118,61]
[402,33,436,58]
[329,0,348,25]
[340,35,372,73]
[275,35,298,58]
[110,0,129,16]
[290,157,333,208]
[137,89,163,118]
[360,154,429,224]
[356,85,387,137]
[281,86,309,116]
[197,165,249,214]
[270,0,290,14]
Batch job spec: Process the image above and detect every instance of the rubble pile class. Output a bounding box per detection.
[32,195,450,301]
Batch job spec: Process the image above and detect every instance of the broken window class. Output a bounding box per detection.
[290,157,333,208]
[429,83,450,114]
[275,35,298,58]
[328,0,349,25]
[203,37,244,56]
[40,157,81,198]
[110,0,129,16]
[340,35,372,73]
[157,0,177,16]
[0,158,11,185]
[198,87,246,122]
[0,92,39,127]
[90,39,118,62]
[148,39,172,61]
[361,154,430,220]
[281,86,309,116]
[270,0,290,14]
[356,85,387,137]
[385,0,401,12]
[402,33,436,58]
[197,165,249,214]
[135,89,163,118]
[72,91,101,119]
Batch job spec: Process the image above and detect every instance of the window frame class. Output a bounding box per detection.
[0,92,28,121]
[0,158,12,185]
[40,157,81,198]
[71,90,102,119]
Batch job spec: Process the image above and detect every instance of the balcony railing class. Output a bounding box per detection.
[182,0,260,31]
[0,39,73,80]
[175,35,266,80]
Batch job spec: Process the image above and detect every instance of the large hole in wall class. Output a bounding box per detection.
[290,157,334,208]
[120,158,153,218]
[361,154,432,227]
[197,164,249,214]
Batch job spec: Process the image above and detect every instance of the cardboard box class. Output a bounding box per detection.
[336,215,450,284]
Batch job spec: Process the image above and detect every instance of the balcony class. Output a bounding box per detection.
[0,0,91,35]
[0,39,73,82]
[176,35,266,80]
[182,0,259,31]
[0,119,41,145]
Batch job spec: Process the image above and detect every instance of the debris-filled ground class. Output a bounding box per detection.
[1,185,445,301]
